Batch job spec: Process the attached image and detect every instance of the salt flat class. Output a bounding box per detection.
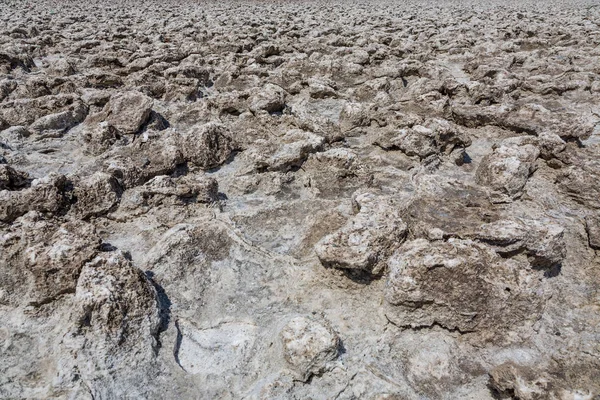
[1,0,600,398]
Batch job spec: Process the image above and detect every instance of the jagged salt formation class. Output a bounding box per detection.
[1,0,600,399]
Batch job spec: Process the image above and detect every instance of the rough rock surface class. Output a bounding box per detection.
[105,91,154,134]
[315,193,407,275]
[280,316,340,381]
[385,238,547,336]
[1,0,600,399]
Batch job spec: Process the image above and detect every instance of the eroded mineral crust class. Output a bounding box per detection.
[1,0,600,398]
[384,238,546,335]
[280,316,340,381]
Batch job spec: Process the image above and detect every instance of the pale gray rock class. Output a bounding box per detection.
[245,129,324,172]
[81,121,123,155]
[29,101,88,135]
[585,214,600,250]
[557,156,600,209]
[474,218,566,269]
[104,129,184,188]
[249,83,286,113]
[182,122,233,170]
[1,0,600,398]
[0,125,30,150]
[280,316,340,381]
[105,91,154,134]
[72,252,162,399]
[339,102,370,133]
[0,173,71,222]
[476,142,540,201]
[375,118,470,160]
[315,193,407,275]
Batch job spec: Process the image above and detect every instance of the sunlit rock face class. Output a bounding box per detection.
[1,0,600,398]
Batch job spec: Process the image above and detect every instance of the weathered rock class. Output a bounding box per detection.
[557,160,600,209]
[105,129,184,188]
[488,362,552,400]
[48,57,76,76]
[0,213,101,306]
[585,214,600,250]
[29,101,88,135]
[0,173,71,222]
[1,1,600,398]
[476,142,540,201]
[0,125,30,149]
[403,178,501,239]
[474,218,566,270]
[164,65,210,83]
[72,172,122,219]
[0,165,29,190]
[375,118,470,160]
[249,83,286,113]
[74,252,160,345]
[385,238,547,335]
[144,174,218,202]
[72,252,162,399]
[81,121,124,155]
[339,102,370,132]
[0,94,83,127]
[280,316,340,381]
[115,174,218,216]
[182,122,233,169]
[105,91,153,134]
[143,222,232,316]
[303,148,371,198]
[315,193,407,275]
[245,129,324,172]
[307,77,337,99]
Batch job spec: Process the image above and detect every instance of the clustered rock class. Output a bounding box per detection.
[1,0,600,399]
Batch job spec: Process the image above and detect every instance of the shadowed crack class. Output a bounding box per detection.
[384,314,476,335]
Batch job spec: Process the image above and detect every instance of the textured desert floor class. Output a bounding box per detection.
[1,0,600,399]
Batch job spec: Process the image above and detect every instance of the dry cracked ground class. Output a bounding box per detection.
[1,0,600,398]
